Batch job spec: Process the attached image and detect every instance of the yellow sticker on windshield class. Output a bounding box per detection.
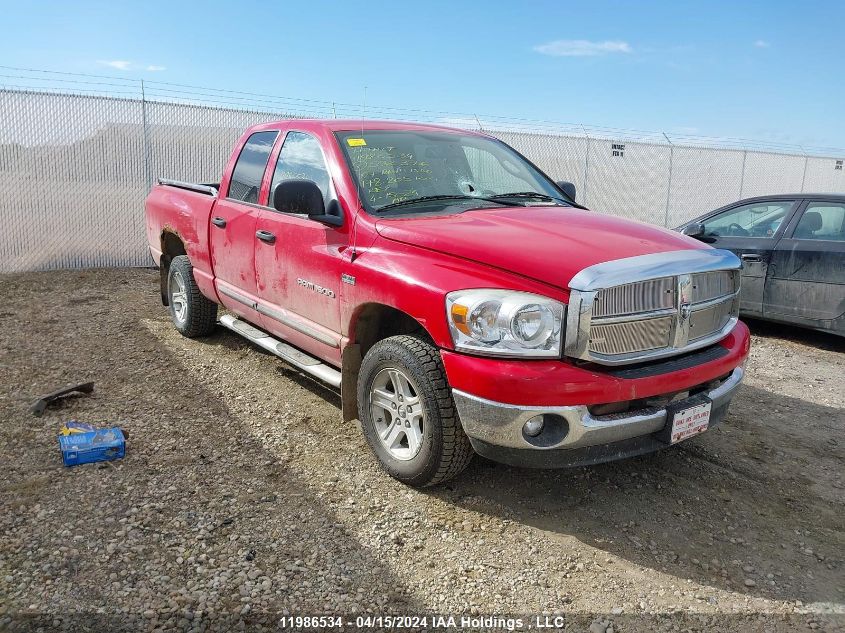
[346,138,367,147]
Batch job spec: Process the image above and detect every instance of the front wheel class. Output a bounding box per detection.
[357,335,473,487]
[166,255,217,337]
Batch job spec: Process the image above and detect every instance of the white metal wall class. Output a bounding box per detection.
[1,88,844,272]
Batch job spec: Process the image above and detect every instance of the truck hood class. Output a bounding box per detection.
[375,206,707,290]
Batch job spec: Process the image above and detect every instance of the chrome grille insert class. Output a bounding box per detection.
[593,277,675,318]
[689,297,734,342]
[565,249,742,366]
[689,270,737,303]
[590,316,673,355]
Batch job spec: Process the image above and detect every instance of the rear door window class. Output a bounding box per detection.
[227,131,278,204]
[793,202,845,241]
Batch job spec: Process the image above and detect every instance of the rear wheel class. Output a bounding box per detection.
[358,335,473,487]
[167,255,217,337]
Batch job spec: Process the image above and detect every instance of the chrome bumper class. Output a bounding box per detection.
[453,366,744,451]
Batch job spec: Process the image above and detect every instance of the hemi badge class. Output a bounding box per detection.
[341,273,356,285]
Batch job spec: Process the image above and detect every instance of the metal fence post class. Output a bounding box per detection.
[140,80,153,191]
[738,149,747,198]
[663,133,674,227]
[800,149,809,192]
[581,125,590,206]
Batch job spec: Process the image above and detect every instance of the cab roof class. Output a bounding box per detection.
[734,193,845,203]
[247,118,486,135]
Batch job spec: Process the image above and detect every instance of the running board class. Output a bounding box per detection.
[218,314,342,388]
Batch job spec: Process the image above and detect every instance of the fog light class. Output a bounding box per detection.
[523,415,545,437]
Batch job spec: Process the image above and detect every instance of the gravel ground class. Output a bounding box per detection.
[1,268,843,633]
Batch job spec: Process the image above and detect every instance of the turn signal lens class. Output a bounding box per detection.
[450,303,470,335]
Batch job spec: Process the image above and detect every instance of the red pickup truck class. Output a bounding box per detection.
[145,120,750,486]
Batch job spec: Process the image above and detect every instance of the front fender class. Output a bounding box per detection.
[341,237,570,349]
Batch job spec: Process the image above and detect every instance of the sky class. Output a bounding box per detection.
[1,0,843,150]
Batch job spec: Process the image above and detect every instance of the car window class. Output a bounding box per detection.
[336,129,564,212]
[227,131,278,203]
[702,201,794,238]
[793,203,845,241]
[270,131,331,209]
[462,145,535,193]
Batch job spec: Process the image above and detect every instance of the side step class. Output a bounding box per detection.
[218,314,342,388]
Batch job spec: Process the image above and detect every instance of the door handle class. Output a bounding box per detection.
[211,216,227,228]
[256,230,276,244]
[741,253,762,262]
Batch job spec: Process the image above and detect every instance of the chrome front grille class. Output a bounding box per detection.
[587,270,737,358]
[565,249,742,366]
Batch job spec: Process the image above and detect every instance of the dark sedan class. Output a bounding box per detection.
[677,194,845,336]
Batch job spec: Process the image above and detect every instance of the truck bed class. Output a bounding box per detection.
[145,180,219,297]
[157,178,220,197]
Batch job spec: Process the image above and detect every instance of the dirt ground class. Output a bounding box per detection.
[0,268,843,633]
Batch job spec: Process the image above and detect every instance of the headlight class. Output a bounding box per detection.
[446,289,565,358]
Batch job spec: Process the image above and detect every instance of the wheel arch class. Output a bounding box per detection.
[341,302,436,423]
[159,230,187,305]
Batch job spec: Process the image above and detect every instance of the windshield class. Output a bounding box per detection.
[335,130,568,214]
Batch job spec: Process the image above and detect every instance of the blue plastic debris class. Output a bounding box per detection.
[58,427,126,467]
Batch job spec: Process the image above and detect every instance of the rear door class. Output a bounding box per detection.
[764,200,845,326]
[209,130,278,315]
[698,199,799,315]
[254,130,346,364]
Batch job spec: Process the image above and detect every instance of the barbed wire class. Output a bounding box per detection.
[1,64,843,157]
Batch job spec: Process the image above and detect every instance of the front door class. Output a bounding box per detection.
[254,130,347,364]
[698,199,799,316]
[764,200,845,326]
[209,130,278,312]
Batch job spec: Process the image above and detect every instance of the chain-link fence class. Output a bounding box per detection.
[2,87,844,272]
[491,130,845,227]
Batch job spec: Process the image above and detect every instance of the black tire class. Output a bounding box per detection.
[357,335,473,487]
[166,255,217,338]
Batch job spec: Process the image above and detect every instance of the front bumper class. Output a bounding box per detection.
[453,366,744,469]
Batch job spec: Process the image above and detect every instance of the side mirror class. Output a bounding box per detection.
[556,181,577,202]
[681,222,706,238]
[272,180,343,226]
[273,179,325,216]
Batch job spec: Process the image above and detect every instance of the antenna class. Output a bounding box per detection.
[362,85,367,135]
[349,86,367,263]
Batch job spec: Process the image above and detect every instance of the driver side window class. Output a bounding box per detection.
[270,131,331,210]
[703,201,794,238]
